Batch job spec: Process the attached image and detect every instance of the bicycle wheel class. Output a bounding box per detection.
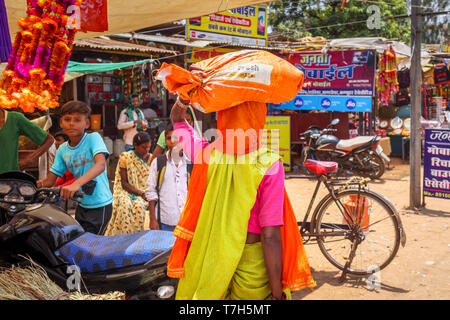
[313,189,400,275]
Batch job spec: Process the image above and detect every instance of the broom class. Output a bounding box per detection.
[0,256,125,300]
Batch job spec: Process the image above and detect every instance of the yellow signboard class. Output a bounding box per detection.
[442,41,450,53]
[262,116,291,172]
[186,5,268,47]
[186,47,237,63]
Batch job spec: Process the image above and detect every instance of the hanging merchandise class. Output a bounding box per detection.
[433,63,450,86]
[395,88,410,106]
[397,68,410,89]
[377,46,399,106]
[0,0,81,112]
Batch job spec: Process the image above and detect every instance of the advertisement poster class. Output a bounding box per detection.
[262,116,291,172]
[271,50,376,112]
[423,128,450,200]
[186,5,268,47]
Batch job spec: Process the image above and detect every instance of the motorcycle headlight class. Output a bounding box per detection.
[0,182,11,194]
[19,184,36,196]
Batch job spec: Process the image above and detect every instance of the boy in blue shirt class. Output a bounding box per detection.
[37,101,113,235]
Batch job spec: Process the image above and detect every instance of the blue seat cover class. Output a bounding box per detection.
[56,230,176,273]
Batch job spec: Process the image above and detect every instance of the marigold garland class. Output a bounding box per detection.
[377,46,399,106]
[0,0,81,112]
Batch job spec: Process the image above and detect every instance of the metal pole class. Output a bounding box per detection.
[410,0,423,209]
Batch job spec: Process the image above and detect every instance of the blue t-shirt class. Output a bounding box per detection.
[51,132,113,209]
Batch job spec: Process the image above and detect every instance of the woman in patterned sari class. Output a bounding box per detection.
[105,132,151,235]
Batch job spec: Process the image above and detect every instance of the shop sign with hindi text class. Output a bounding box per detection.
[270,50,376,112]
[423,128,450,200]
[262,116,291,172]
[186,5,268,47]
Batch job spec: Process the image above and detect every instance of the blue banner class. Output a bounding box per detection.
[269,95,373,112]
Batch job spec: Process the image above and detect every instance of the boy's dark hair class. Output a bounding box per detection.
[165,123,174,133]
[132,132,151,146]
[130,93,139,99]
[60,101,91,118]
[54,131,69,141]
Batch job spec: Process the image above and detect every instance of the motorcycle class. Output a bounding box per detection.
[299,119,390,179]
[0,171,177,300]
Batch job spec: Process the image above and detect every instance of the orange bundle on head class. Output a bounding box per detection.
[156,50,304,113]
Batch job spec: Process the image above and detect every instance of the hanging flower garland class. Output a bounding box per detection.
[377,45,399,106]
[0,0,81,113]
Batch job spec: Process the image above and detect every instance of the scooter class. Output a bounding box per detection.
[299,119,390,179]
[0,171,177,300]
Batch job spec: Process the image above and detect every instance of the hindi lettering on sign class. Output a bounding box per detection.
[325,65,337,81]
[424,129,450,200]
[431,157,450,168]
[430,130,450,142]
[424,178,450,190]
[296,64,356,81]
[427,145,450,156]
[300,54,331,66]
[430,169,450,178]
[336,65,355,79]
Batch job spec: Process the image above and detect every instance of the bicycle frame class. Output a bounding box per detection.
[296,172,405,281]
[298,175,370,239]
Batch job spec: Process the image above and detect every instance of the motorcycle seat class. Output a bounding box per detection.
[56,230,175,273]
[304,159,338,175]
[336,136,374,151]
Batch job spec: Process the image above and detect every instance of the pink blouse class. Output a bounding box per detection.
[174,122,284,234]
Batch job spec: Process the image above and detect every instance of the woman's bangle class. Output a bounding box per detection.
[271,292,287,300]
[176,97,189,110]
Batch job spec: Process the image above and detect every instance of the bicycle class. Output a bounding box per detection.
[297,159,407,282]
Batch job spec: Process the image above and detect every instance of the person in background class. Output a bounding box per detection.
[0,108,54,174]
[37,101,113,235]
[105,132,151,236]
[145,123,190,232]
[149,107,195,164]
[142,104,158,121]
[117,93,148,152]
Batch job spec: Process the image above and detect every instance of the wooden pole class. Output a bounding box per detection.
[409,0,423,209]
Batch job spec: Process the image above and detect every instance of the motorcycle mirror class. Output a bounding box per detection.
[331,118,340,126]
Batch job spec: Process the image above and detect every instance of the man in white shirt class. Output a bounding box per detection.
[117,93,148,151]
[145,123,189,231]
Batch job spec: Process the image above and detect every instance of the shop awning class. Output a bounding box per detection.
[66,59,151,74]
[74,37,177,55]
[5,0,269,41]
[324,37,432,69]
[0,58,153,82]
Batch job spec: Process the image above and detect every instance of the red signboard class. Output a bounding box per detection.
[80,0,108,33]
[281,50,376,96]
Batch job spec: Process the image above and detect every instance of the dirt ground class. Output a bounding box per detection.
[287,157,450,300]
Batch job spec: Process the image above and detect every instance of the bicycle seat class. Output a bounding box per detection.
[304,159,338,175]
[56,230,175,273]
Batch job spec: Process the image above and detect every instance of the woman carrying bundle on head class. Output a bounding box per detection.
[105,132,152,235]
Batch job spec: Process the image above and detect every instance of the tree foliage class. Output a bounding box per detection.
[268,0,411,43]
[420,0,449,44]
